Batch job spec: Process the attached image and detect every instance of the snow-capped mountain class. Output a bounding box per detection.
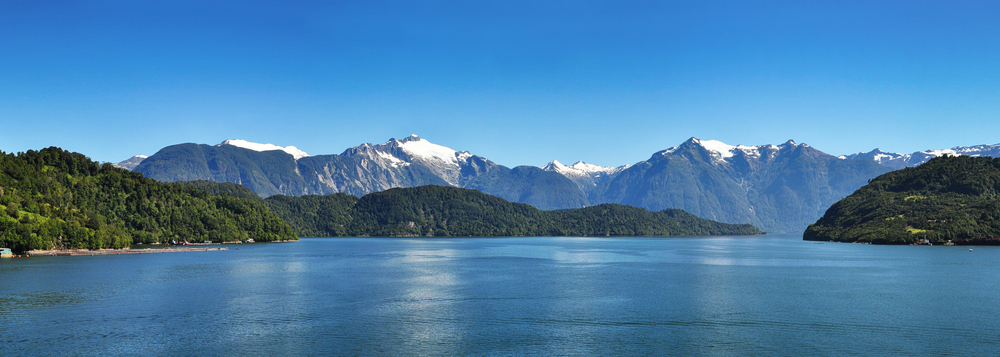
[341,135,476,186]
[844,144,1000,169]
[129,135,900,233]
[586,137,891,233]
[112,155,148,170]
[218,139,310,160]
[542,160,629,190]
[652,138,804,166]
[133,135,586,209]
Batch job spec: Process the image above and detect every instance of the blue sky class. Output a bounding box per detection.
[2,1,998,167]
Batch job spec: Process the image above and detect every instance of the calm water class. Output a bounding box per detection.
[2,234,999,356]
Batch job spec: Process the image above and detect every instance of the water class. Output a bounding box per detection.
[2,234,998,356]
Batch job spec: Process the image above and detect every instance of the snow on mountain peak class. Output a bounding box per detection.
[396,135,463,166]
[544,160,567,169]
[219,139,310,160]
[693,138,736,159]
[543,160,628,177]
[692,138,775,161]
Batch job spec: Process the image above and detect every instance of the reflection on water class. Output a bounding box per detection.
[3,235,1000,355]
[383,245,463,355]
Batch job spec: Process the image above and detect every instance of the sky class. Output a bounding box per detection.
[2,1,999,168]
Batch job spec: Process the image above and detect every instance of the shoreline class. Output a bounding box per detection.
[26,247,228,256]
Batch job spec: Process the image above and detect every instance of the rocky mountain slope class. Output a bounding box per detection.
[132,135,586,210]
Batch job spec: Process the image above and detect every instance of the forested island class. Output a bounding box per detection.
[804,156,1000,244]
[178,180,763,237]
[0,148,297,252]
[260,185,764,237]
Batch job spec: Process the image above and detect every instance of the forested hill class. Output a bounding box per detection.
[0,148,297,252]
[263,185,764,237]
[804,156,1000,244]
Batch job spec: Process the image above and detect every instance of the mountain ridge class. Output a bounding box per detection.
[121,136,1000,233]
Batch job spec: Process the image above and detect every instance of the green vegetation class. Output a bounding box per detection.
[263,185,764,237]
[804,156,1000,244]
[264,193,358,237]
[0,148,297,252]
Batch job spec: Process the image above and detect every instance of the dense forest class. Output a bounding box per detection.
[804,156,1000,244]
[263,185,763,237]
[0,148,297,252]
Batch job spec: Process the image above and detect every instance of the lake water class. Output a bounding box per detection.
[2,234,999,356]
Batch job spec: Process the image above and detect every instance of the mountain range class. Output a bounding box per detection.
[128,135,587,211]
[840,144,1000,169]
[115,136,1000,233]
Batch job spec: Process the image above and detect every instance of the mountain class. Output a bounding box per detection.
[0,147,296,252]
[582,138,893,233]
[843,144,1000,169]
[132,135,900,233]
[804,156,1000,244]
[261,185,763,237]
[112,155,148,170]
[542,160,629,191]
[133,135,586,210]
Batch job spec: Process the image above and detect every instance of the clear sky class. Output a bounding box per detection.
[2,1,999,167]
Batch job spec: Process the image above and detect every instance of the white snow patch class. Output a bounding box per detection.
[734,145,761,158]
[694,138,736,159]
[924,149,958,157]
[219,139,310,160]
[873,153,897,162]
[398,135,462,166]
[375,150,409,167]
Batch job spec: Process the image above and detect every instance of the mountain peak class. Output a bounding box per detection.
[543,160,566,170]
[695,139,737,158]
[392,135,470,167]
[112,155,149,171]
[218,139,310,160]
[543,160,628,177]
[398,134,422,143]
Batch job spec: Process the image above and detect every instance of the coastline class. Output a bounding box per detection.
[26,247,228,256]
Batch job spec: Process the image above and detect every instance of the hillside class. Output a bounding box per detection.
[263,185,763,237]
[804,156,1000,244]
[0,148,297,252]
